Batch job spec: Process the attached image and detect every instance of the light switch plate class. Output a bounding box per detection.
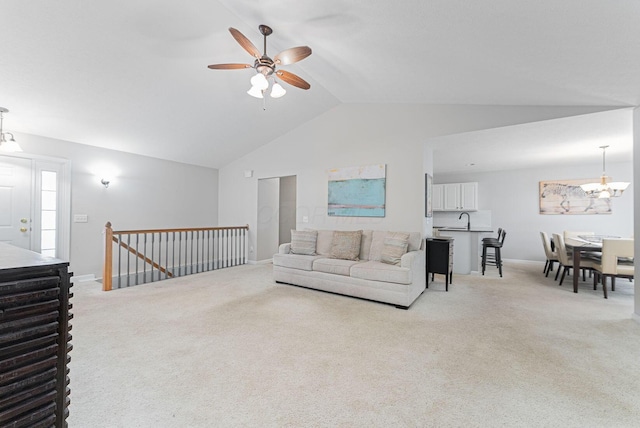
[73,214,88,223]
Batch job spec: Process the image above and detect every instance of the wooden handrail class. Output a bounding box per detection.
[113,236,174,279]
[112,225,249,235]
[103,222,249,291]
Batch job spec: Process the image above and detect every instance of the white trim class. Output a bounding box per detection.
[0,152,71,261]
[256,259,273,265]
[502,258,545,265]
[71,274,97,283]
[632,313,640,325]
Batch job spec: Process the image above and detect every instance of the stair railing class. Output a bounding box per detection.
[103,222,249,291]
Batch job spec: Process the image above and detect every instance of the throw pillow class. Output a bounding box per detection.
[380,232,410,265]
[290,230,318,255]
[330,230,363,261]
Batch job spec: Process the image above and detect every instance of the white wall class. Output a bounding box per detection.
[634,108,640,320]
[14,133,219,278]
[219,104,610,261]
[435,161,634,262]
[257,178,280,261]
[279,176,297,246]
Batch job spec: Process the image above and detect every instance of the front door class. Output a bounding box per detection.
[0,156,32,249]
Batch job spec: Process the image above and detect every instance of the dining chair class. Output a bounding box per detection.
[591,239,634,299]
[540,232,558,277]
[552,233,595,286]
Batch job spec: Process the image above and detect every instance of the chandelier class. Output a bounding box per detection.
[0,107,23,153]
[580,145,629,198]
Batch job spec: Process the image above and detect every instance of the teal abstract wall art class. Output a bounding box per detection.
[328,164,386,217]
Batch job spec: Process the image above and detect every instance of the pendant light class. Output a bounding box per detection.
[0,107,23,153]
[580,145,630,198]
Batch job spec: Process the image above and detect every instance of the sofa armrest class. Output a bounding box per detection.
[400,250,423,268]
[279,243,291,254]
[401,250,426,284]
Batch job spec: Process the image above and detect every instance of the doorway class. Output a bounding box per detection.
[0,154,71,260]
[257,175,297,262]
[0,156,32,249]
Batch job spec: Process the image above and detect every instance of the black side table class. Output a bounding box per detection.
[426,237,454,291]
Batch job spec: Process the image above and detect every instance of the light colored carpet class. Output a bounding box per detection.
[67,261,639,427]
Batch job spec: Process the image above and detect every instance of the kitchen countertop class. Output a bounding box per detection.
[435,227,494,233]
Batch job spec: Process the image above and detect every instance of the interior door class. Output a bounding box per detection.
[0,156,32,249]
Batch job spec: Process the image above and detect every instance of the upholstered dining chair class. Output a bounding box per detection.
[540,232,558,277]
[591,239,634,299]
[552,233,595,286]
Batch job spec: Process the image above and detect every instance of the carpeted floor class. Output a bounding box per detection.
[67,261,639,427]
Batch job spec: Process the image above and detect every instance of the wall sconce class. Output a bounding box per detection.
[101,178,110,188]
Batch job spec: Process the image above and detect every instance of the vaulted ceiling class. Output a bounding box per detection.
[1,1,638,169]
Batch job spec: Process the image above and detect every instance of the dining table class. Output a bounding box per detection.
[564,235,616,293]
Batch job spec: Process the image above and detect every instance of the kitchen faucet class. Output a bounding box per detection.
[459,212,470,231]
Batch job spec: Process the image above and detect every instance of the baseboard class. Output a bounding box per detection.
[71,274,96,283]
[633,313,640,325]
[502,258,545,265]
[255,259,273,265]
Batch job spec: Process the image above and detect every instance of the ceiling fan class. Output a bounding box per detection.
[208,25,312,99]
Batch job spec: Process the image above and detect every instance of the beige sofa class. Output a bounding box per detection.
[272,229,426,309]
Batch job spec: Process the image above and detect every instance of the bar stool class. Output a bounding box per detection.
[482,229,506,277]
[483,228,502,244]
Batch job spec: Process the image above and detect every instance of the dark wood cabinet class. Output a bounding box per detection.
[0,244,72,427]
[426,238,454,291]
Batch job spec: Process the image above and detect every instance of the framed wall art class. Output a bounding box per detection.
[425,173,433,218]
[328,164,386,217]
[539,179,611,215]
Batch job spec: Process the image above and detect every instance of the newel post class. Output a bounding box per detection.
[103,222,113,291]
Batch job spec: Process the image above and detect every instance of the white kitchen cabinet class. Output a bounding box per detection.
[434,182,478,211]
[460,182,478,210]
[432,184,444,211]
[443,183,460,210]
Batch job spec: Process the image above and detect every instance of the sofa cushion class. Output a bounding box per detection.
[313,258,361,276]
[290,230,317,255]
[368,231,388,262]
[315,230,334,256]
[359,230,374,261]
[407,232,422,252]
[273,253,323,271]
[380,232,410,265]
[350,261,412,285]
[330,230,362,261]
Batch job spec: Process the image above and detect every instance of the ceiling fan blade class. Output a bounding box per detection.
[228,27,261,59]
[274,46,312,65]
[276,70,311,90]
[207,63,253,70]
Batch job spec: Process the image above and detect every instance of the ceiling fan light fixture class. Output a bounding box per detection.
[247,85,264,99]
[270,82,286,98]
[250,73,268,90]
[208,25,312,104]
